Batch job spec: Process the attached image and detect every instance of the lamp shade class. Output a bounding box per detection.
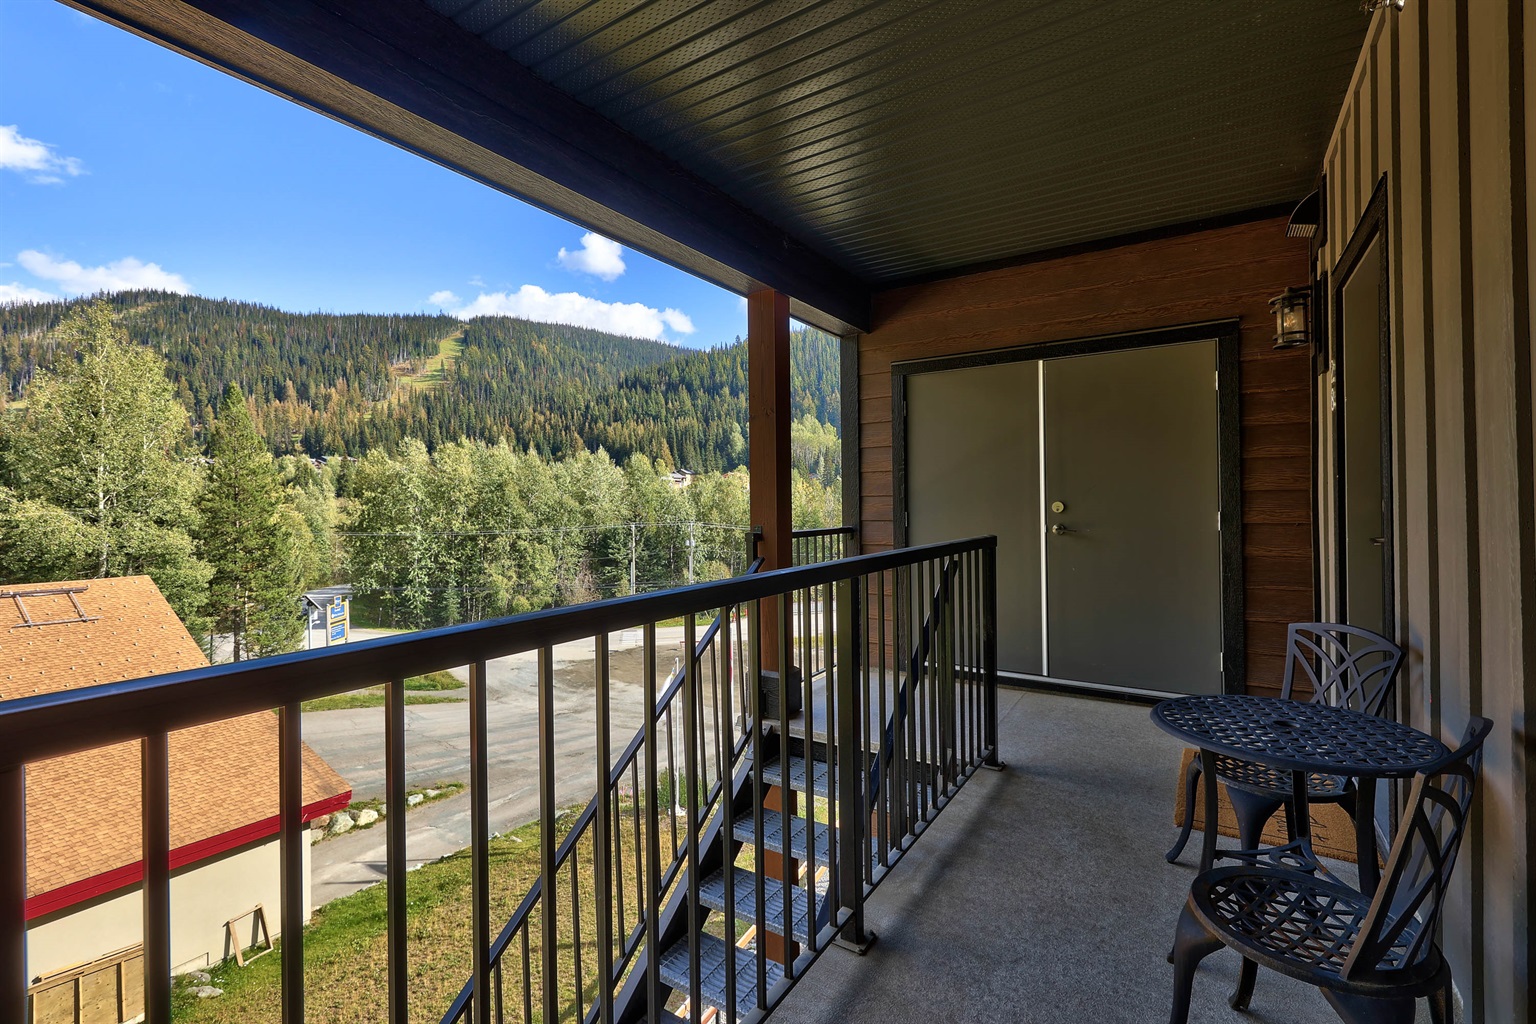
[1270,286,1311,349]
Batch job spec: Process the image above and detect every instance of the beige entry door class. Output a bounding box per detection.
[1042,341,1222,694]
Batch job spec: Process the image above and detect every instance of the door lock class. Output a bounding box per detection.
[1051,523,1074,536]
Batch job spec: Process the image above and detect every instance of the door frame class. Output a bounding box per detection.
[1330,175,1394,638]
[891,319,1246,695]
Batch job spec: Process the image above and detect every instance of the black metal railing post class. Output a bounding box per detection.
[386,675,409,1024]
[279,702,305,1024]
[469,660,491,1024]
[141,732,171,1024]
[0,764,23,1024]
[593,638,615,1024]
[834,575,871,949]
[982,541,1002,769]
[537,647,559,1024]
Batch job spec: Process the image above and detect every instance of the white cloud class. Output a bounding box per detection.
[468,275,485,288]
[17,250,190,295]
[0,126,85,184]
[556,233,626,281]
[0,282,59,305]
[447,284,695,340]
[428,289,461,307]
[660,308,695,333]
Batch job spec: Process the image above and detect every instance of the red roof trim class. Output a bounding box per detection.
[24,791,351,921]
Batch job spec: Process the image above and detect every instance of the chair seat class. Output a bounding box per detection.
[1213,753,1351,800]
[1187,866,1442,995]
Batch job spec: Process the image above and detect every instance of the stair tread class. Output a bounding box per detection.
[657,932,786,1021]
[732,809,833,863]
[755,754,832,797]
[698,866,822,942]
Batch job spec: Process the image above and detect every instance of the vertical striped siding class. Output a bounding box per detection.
[1317,5,1534,1021]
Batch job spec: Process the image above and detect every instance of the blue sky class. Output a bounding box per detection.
[0,1,747,348]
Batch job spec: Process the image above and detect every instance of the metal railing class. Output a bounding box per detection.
[0,536,995,1024]
[788,526,857,566]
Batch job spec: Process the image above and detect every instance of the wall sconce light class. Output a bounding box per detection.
[1270,286,1312,350]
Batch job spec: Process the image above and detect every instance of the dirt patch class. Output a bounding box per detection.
[552,637,688,691]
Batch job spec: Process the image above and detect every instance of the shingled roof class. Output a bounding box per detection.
[0,578,351,918]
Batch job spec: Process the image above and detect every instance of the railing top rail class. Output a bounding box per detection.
[0,536,994,767]
[789,526,858,539]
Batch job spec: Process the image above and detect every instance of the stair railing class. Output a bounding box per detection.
[440,561,765,1024]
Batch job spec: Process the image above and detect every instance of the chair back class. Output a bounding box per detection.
[1280,623,1403,715]
[1341,716,1492,979]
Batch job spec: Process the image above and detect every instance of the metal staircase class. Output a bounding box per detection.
[437,538,999,1024]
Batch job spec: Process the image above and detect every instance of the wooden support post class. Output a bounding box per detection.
[750,288,796,968]
[749,288,792,668]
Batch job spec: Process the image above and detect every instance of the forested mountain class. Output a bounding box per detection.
[0,291,839,472]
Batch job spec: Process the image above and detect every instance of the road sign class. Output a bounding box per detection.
[325,595,350,645]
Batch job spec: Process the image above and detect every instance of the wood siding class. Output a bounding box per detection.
[1316,6,1534,1021]
[857,216,1313,696]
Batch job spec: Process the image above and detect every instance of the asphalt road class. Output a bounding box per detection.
[305,627,721,905]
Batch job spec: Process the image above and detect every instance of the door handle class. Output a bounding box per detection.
[1051,523,1073,536]
[1370,536,1386,546]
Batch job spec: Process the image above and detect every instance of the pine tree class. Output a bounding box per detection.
[197,383,304,659]
[0,301,211,632]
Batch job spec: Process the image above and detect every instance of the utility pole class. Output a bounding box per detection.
[686,522,697,585]
[629,522,638,595]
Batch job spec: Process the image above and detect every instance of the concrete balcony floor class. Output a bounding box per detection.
[771,687,1433,1024]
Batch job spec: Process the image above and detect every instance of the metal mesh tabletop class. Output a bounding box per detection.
[1151,694,1446,777]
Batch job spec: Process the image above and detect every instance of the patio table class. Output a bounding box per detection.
[1151,693,1447,893]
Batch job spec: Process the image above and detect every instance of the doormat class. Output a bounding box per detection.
[1172,748,1360,864]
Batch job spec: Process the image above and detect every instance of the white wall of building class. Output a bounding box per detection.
[26,828,314,978]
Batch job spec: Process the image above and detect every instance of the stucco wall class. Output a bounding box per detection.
[26,830,314,978]
[1314,5,1534,1021]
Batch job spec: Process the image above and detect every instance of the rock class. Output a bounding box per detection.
[424,789,440,799]
[187,971,211,984]
[355,808,379,827]
[311,814,331,832]
[328,811,354,835]
[194,986,223,999]
[406,793,425,807]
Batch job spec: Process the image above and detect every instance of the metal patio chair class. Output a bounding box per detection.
[1167,715,1491,1024]
[1166,623,1405,862]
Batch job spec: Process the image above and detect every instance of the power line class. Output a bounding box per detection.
[336,520,753,539]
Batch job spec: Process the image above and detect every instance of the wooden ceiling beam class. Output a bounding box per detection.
[63,0,871,334]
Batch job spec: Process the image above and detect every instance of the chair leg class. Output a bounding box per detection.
[1166,757,1202,863]
[1428,971,1454,1024]
[1228,957,1257,1011]
[1321,990,1417,1024]
[1226,787,1284,852]
[1168,901,1224,1024]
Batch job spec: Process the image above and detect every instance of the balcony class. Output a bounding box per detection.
[4,532,1436,1024]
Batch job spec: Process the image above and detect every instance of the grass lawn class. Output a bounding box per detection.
[404,670,464,691]
[172,805,671,1024]
[302,691,461,712]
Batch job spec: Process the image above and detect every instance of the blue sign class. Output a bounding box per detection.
[329,621,347,643]
[328,597,347,621]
